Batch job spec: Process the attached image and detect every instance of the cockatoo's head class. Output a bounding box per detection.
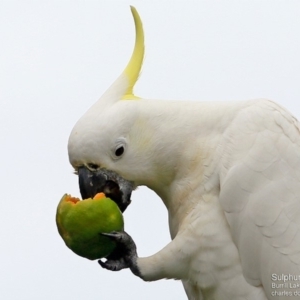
[68,7,170,211]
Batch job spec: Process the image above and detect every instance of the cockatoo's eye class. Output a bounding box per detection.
[115,146,125,157]
[112,137,127,159]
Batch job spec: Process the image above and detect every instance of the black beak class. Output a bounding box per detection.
[78,166,134,212]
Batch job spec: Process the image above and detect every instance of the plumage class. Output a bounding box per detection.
[219,100,300,298]
[68,6,300,300]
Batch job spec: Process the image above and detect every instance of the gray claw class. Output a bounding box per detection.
[100,231,122,241]
[98,231,142,277]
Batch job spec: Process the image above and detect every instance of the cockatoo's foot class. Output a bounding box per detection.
[98,231,142,277]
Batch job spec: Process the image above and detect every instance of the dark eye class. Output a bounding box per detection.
[115,146,124,157]
[87,163,99,171]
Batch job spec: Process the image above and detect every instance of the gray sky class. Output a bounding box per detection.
[1,1,300,299]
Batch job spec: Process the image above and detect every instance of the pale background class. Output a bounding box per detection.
[1,1,300,299]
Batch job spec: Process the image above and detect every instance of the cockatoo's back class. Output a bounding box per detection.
[219,99,300,299]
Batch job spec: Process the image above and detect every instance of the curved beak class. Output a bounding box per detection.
[78,166,134,212]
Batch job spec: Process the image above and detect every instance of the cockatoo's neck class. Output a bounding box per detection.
[133,99,255,231]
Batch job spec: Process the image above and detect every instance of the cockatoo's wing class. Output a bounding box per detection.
[220,100,300,299]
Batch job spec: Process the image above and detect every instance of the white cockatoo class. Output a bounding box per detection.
[68,6,300,300]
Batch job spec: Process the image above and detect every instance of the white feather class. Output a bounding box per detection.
[219,99,300,299]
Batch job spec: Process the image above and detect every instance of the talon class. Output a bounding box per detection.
[98,259,106,268]
[100,232,117,237]
[100,231,123,241]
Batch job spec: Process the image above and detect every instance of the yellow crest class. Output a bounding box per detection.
[122,6,145,100]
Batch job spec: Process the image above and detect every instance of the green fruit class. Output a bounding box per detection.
[56,193,124,260]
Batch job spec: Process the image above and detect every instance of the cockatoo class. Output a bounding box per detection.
[68,6,300,300]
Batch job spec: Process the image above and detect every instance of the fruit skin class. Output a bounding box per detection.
[56,193,124,260]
